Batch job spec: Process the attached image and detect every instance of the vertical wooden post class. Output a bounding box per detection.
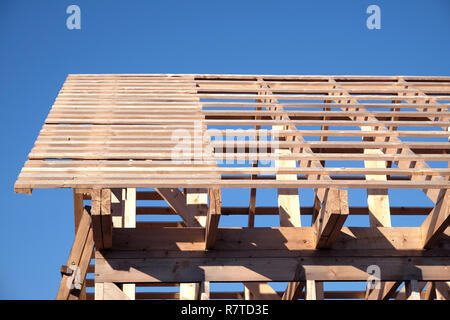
[180,283,200,300]
[405,280,421,300]
[123,188,136,300]
[305,280,324,300]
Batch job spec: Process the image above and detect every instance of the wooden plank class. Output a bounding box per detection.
[156,188,201,227]
[94,256,450,283]
[366,281,401,300]
[313,189,349,248]
[435,281,450,300]
[205,188,221,250]
[94,283,104,300]
[421,190,450,249]
[179,283,200,300]
[282,281,305,300]
[102,283,131,300]
[103,226,450,253]
[276,149,302,227]
[243,283,281,300]
[72,188,86,299]
[200,281,210,300]
[405,280,421,300]
[123,187,136,300]
[68,227,94,300]
[186,188,208,228]
[364,144,392,227]
[305,280,324,300]
[124,188,136,229]
[15,176,450,190]
[111,188,124,228]
[90,189,103,249]
[73,189,84,232]
[101,189,112,248]
[423,282,436,300]
[86,290,438,300]
[56,208,93,300]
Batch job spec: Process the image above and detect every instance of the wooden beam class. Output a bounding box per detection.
[282,281,305,300]
[95,255,450,283]
[205,188,221,250]
[56,208,94,300]
[72,189,86,299]
[95,282,131,300]
[156,188,202,227]
[364,149,392,227]
[101,189,112,248]
[200,281,210,300]
[111,188,124,228]
[435,281,450,300]
[305,280,324,300]
[104,226,450,253]
[94,283,103,300]
[243,283,281,300]
[276,149,302,227]
[124,188,136,229]
[179,283,200,300]
[91,189,103,249]
[248,162,257,228]
[423,282,436,300]
[405,280,421,300]
[73,189,84,232]
[186,188,208,227]
[366,281,401,300]
[123,188,136,300]
[421,190,450,249]
[313,189,349,248]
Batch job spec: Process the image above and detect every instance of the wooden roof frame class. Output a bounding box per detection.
[15,74,449,300]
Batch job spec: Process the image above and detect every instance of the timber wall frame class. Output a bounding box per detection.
[15,74,450,300]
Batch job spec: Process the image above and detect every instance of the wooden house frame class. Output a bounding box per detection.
[15,74,450,300]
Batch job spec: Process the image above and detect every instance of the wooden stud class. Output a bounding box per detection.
[405,280,421,300]
[205,188,221,250]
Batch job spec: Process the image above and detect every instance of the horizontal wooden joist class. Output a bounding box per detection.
[44,118,450,127]
[25,150,450,161]
[53,93,450,102]
[48,109,449,119]
[18,166,450,177]
[97,226,450,256]
[131,205,435,216]
[37,127,450,138]
[14,179,450,192]
[94,255,450,283]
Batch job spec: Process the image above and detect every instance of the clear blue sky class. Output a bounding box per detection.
[1,0,449,299]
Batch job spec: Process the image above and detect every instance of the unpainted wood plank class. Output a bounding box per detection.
[313,189,349,248]
[205,188,221,250]
[405,280,421,300]
[101,189,112,248]
[421,190,450,249]
[243,283,281,300]
[179,283,200,300]
[56,208,92,300]
[435,281,450,300]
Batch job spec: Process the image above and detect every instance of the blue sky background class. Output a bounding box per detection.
[1,0,449,299]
